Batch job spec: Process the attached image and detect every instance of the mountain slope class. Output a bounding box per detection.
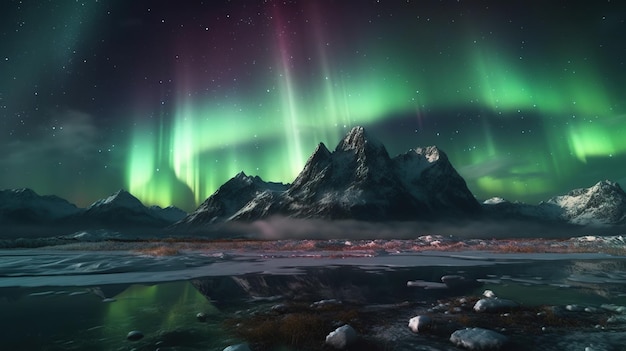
[175,172,288,226]
[393,146,480,214]
[77,189,184,228]
[0,188,80,224]
[541,180,626,225]
[266,127,428,220]
[483,180,626,226]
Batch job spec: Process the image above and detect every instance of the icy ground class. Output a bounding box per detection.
[1,235,626,350]
[1,235,625,288]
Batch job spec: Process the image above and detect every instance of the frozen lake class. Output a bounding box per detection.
[1,239,626,350]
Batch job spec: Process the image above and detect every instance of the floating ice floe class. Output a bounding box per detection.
[325,324,357,349]
[473,298,518,313]
[450,327,509,350]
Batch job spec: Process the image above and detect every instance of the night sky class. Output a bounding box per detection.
[1,0,625,212]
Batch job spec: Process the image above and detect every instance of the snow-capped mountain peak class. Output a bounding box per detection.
[175,172,288,226]
[484,180,626,226]
[88,189,145,210]
[415,145,441,163]
[483,197,508,205]
[191,126,481,222]
[335,126,383,152]
[543,180,626,225]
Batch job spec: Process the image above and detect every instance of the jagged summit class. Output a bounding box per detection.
[290,143,332,193]
[233,170,251,181]
[415,146,441,163]
[335,126,384,152]
[179,126,481,224]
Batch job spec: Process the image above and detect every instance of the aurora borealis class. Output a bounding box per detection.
[1,1,625,212]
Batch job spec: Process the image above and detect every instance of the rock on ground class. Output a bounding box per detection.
[325,324,358,349]
[408,315,432,333]
[473,298,519,312]
[450,327,509,350]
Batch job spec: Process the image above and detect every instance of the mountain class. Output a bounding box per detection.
[149,205,188,223]
[0,188,80,225]
[483,180,626,226]
[175,172,288,227]
[77,189,186,229]
[541,180,626,225]
[0,188,187,236]
[179,126,481,226]
[392,145,480,213]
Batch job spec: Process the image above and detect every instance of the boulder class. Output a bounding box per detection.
[473,298,519,313]
[408,315,432,333]
[325,324,357,349]
[450,327,509,350]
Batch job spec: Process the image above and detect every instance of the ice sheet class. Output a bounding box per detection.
[0,247,620,288]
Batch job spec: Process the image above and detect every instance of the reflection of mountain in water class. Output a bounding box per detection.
[191,259,626,307]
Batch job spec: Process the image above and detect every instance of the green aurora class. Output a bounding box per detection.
[1,1,624,211]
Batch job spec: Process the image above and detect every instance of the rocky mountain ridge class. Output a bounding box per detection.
[483,180,626,226]
[1,127,625,236]
[0,188,186,235]
[178,126,481,227]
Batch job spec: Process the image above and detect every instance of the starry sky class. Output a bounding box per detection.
[1,0,625,212]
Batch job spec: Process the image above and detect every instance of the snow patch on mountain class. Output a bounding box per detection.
[87,189,146,211]
[484,180,626,226]
[176,172,288,226]
[483,197,507,205]
[542,180,626,225]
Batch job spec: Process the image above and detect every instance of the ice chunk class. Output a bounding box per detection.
[325,324,357,349]
[450,327,509,350]
[473,298,518,312]
[408,315,432,333]
[483,289,496,298]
